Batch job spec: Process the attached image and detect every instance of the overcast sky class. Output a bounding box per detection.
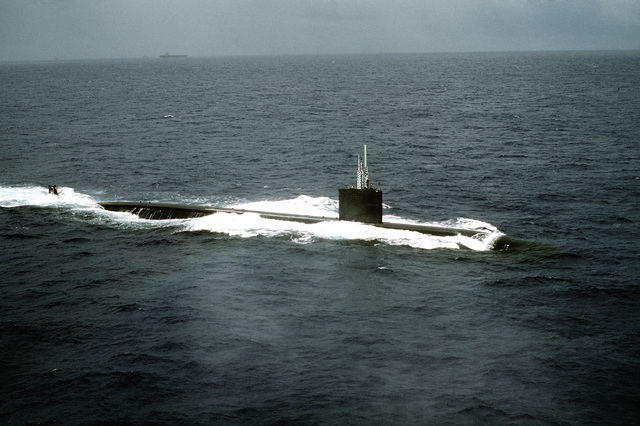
[1,0,639,61]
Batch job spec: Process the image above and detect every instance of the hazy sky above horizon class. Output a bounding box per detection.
[1,0,639,61]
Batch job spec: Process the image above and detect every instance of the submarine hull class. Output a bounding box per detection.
[97,146,528,250]
[98,201,522,250]
[98,202,338,224]
[99,202,214,220]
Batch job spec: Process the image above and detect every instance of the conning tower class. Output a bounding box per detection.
[338,145,383,224]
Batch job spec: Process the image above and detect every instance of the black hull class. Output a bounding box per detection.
[99,202,522,250]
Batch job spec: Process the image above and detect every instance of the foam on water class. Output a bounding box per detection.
[234,195,339,218]
[1,185,503,251]
[0,185,97,209]
[186,195,503,251]
[0,185,171,228]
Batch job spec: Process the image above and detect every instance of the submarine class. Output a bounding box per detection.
[99,146,524,250]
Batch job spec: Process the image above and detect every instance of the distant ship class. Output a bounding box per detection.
[159,53,187,58]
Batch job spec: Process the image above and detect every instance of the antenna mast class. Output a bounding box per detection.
[357,145,370,189]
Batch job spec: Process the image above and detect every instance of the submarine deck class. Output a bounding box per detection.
[99,201,490,238]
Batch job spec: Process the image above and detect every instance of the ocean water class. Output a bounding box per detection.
[1,51,639,424]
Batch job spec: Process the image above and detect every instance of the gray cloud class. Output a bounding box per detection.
[1,0,639,61]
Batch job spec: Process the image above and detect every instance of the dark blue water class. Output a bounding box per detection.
[2,52,639,424]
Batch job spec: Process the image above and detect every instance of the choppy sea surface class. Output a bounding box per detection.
[1,51,639,424]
